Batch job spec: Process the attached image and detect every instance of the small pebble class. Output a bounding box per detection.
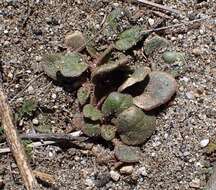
[110,170,120,181]
[120,166,133,175]
[32,118,39,125]
[200,138,209,147]
[189,178,201,188]
[27,85,34,93]
[85,178,95,187]
[51,93,57,99]
[186,92,194,100]
[138,166,148,176]
[48,151,53,157]
[148,18,154,26]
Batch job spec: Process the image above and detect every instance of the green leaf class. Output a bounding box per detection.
[102,92,133,116]
[101,125,116,141]
[77,86,91,106]
[83,104,103,121]
[106,8,124,30]
[18,99,37,119]
[115,26,145,51]
[82,120,101,137]
[162,51,185,64]
[42,53,88,80]
[144,35,170,55]
[116,106,156,145]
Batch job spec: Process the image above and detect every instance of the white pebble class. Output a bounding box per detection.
[200,138,209,148]
[51,93,57,99]
[113,2,119,7]
[138,166,147,176]
[48,151,53,157]
[120,166,133,174]
[32,118,39,125]
[110,170,120,181]
[85,178,95,187]
[27,85,34,93]
[186,91,194,99]
[148,18,155,26]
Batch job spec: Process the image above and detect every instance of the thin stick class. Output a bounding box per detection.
[0,141,55,154]
[0,87,40,189]
[136,0,181,15]
[143,16,212,34]
[9,73,44,103]
[21,132,87,142]
[0,131,83,154]
[94,44,115,66]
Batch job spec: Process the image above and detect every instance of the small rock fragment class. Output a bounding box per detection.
[114,144,141,162]
[133,71,177,111]
[120,166,133,175]
[85,178,95,187]
[200,138,209,148]
[32,118,39,125]
[138,166,148,176]
[110,170,120,181]
[148,18,155,26]
[144,35,170,56]
[189,178,201,188]
[65,31,85,51]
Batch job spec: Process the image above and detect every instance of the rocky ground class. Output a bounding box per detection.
[0,0,216,190]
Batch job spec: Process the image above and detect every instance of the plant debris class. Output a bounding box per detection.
[133,71,177,111]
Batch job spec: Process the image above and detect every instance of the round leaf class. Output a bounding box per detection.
[101,92,133,116]
[101,125,117,141]
[115,26,145,51]
[83,104,103,121]
[116,106,156,145]
[133,71,177,111]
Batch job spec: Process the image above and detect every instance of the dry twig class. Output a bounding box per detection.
[136,0,181,15]
[0,86,40,189]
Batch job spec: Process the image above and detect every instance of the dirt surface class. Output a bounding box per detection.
[0,0,216,190]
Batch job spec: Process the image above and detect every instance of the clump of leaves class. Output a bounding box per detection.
[41,21,178,162]
[17,99,37,119]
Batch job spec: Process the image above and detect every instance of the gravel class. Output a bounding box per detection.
[0,0,215,189]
